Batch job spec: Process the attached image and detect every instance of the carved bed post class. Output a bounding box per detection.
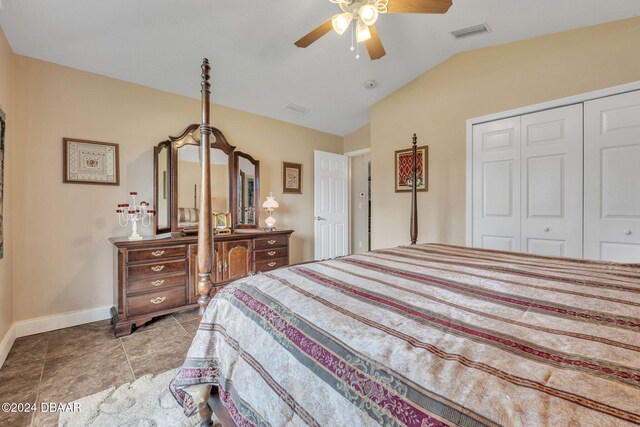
[410,133,418,245]
[197,59,214,321]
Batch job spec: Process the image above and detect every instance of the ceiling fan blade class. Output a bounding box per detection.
[295,18,334,48]
[387,0,452,14]
[365,26,386,60]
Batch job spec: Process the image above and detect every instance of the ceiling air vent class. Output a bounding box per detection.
[451,23,491,40]
[284,103,311,116]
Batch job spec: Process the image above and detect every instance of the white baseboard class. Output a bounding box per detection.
[14,305,112,338]
[0,323,16,369]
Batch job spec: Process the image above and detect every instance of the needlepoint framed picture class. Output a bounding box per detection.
[63,138,120,185]
[282,161,303,194]
[395,145,428,193]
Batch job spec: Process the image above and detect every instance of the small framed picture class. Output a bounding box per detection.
[282,162,303,194]
[63,138,119,185]
[395,146,428,193]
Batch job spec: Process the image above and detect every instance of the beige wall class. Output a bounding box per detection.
[0,27,13,345]
[343,124,370,153]
[11,55,342,321]
[370,17,640,250]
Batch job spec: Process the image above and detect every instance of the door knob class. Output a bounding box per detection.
[316,216,327,221]
[543,227,550,232]
[624,229,632,236]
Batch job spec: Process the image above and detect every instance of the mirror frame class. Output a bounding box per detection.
[153,124,237,236]
[231,151,260,230]
[153,141,172,234]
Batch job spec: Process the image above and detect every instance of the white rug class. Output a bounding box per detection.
[58,369,221,427]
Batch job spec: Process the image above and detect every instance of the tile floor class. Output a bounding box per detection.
[0,308,199,427]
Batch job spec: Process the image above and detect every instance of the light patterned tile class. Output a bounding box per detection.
[172,308,198,323]
[121,324,191,359]
[41,340,126,384]
[127,345,190,377]
[180,319,200,337]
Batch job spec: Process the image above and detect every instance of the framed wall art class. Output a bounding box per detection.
[395,145,428,193]
[63,138,120,185]
[282,161,303,194]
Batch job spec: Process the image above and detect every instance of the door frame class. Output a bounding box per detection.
[465,80,640,247]
[345,148,372,255]
[314,150,350,260]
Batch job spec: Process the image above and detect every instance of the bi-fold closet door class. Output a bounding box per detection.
[584,91,640,262]
[472,104,583,258]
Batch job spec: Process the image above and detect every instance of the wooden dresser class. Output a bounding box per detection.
[110,230,293,337]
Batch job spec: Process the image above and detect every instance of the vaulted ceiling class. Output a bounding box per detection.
[0,0,638,135]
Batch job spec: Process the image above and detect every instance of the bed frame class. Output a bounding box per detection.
[193,59,420,426]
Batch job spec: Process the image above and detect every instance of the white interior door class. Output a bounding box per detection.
[472,117,521,251]
[314,151,349,260]
[584,90,640,262]
[520,104,583,258]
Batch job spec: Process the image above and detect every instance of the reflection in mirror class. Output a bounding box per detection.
[177,145,229,228]
[237,156,256,226]
[156,145,169,230]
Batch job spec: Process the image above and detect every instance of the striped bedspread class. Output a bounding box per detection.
[170,244,640,426]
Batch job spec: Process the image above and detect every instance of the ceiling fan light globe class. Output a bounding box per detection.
[332,12,352,35]
[359,5,379,26]
[356,19,371,42]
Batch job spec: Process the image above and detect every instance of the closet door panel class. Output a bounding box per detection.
[521,104,583,258]
[472,117,521,251]
[584,90,640,262]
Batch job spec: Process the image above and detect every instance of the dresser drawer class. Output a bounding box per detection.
[127,274,186,295]
[254,247,288,261]
[128,246,186,263]
[127,260,186,280]
[255,257,288,273]
[254,235,288,250]
[127,287,186,317]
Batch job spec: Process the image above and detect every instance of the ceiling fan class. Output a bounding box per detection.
[294,0,453,60]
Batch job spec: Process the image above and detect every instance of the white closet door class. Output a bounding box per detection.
[520,104,583,258]
[584,90,640,262]
[472,117,521,251]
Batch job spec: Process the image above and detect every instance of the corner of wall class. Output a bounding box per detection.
[0,22,15,368]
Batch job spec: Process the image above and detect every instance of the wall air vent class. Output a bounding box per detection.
[284,103,311,116]
[451,23,491,40]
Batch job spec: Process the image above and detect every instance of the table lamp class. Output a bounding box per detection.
[263,192,279,231]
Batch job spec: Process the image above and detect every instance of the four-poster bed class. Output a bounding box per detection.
[170,59,640,427]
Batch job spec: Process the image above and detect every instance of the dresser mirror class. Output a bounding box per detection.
[153,124,261,235]
[153,142,171,233]
[232,152,260,229]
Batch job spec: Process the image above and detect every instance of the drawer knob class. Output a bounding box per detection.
[268,261,277,267]
[268,251,276,256]
[151,250,165,257]
[268,240,277,245]
[624,229,632,236]
[151,265,165,272]
[150,297,166,304]
[543,227,550,232]
[151,280,165,287]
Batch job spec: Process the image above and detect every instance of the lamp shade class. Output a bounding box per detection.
[356,19,371,42]
[332,12,352,35]
[359,4,379,26]
[263,193,279,209]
